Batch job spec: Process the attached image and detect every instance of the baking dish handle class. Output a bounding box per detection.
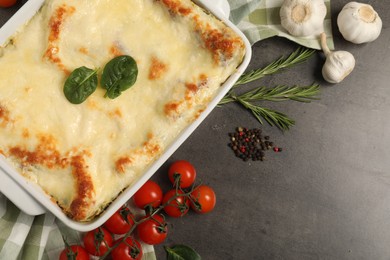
[194,0,230,19]
[0,165,46,216]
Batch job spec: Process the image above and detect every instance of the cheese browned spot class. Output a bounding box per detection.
[115,156,132,173]
[0,105,10,127]
[69,154,95,220]
[199,74,208,86]
[149,57,168,80]
[161,0,192,16]
[164,101,182,118]
[9,135,65,169]
[22,129,30,138]
[79,47,88,55]
[142,140,161,157]
[109,44,124,57]
[109,108,123,119]
[200,27,241,64]
[185,82,198,94]
[134,133,161,157]
[43,4,75,74]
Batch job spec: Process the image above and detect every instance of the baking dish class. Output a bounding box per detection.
[0,0,252,232]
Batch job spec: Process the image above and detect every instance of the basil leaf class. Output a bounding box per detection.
[101,55,138,99]
[63,66,98,104]
[165,245,201,260]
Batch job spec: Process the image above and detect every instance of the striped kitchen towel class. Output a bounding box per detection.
[0,194,156,260]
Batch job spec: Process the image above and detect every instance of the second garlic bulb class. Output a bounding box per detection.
[337,2,382,44]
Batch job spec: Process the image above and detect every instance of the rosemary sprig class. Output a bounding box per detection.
[237,98,295,130]
[220,84,320,105]
[221,84,320,131]
[219,47,319,131]
[233,47,316,87]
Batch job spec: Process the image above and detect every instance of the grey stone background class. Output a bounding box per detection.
[2,0,389,259]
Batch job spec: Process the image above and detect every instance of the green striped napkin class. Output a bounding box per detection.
[0,195,156,260]
[0,0,334,259]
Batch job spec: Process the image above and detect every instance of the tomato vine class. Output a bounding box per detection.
[62,160,215,259]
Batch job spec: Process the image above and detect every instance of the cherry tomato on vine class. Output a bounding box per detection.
[190,185,216,214]
[83,227,114,256]
[137,214,168,245]
[168,160,196,188]
[133,180,163,209]
[162,189,190,217]
[0,0,17,8]
[103,206,135,235]
[59,245,89,260]
[111,237,143,260]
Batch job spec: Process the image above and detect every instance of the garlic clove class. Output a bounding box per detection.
[337,2,382,44]
[280,0,327,37]
[320,33,355,84]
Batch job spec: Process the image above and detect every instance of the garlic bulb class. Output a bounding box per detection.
[337,2,382,44]
[320,33,355,84]
[280,0,327,37]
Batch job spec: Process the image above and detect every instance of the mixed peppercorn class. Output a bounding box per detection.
[228,127,282,161]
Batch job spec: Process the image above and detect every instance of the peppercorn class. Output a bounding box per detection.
[273,147,283,152]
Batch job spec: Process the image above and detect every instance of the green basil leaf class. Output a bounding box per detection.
[63,66,98,104]
[101,55,138,99]
[165,245,201,260]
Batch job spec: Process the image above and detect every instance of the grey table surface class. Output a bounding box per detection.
[1,0,389,259]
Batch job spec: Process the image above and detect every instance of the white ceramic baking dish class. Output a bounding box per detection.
[0,0,252,232]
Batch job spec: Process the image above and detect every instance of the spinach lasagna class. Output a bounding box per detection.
[0,0,245,221]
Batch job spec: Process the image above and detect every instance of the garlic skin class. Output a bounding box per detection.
[320,33,355,84]
[280,0,327,37]
[337,2,382,44]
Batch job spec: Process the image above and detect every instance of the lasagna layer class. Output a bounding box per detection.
[0,0,245,221]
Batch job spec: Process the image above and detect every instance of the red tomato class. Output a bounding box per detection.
[0,0,17,8]
[111,237,143,260]
[103,206,135,235]
[59,245,89,260]
[137,215,168,245]
[83,227,114,256]
[133,180,163,209]
[190,185,216,214]
[168,160,196,188]
[162,189,190,217]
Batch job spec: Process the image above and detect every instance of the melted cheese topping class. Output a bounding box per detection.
[0,0,245,221]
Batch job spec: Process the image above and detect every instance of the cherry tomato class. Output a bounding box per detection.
[137,214,168,245]
[162,189,190,217]
[103,206,135,235]
[59,245,89,260]
[111,237,143,260]
[133,180,163,209]
[83,227,114,256]
[168,160,196,188]
[190,185,216,214]
[0,0,17,8]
